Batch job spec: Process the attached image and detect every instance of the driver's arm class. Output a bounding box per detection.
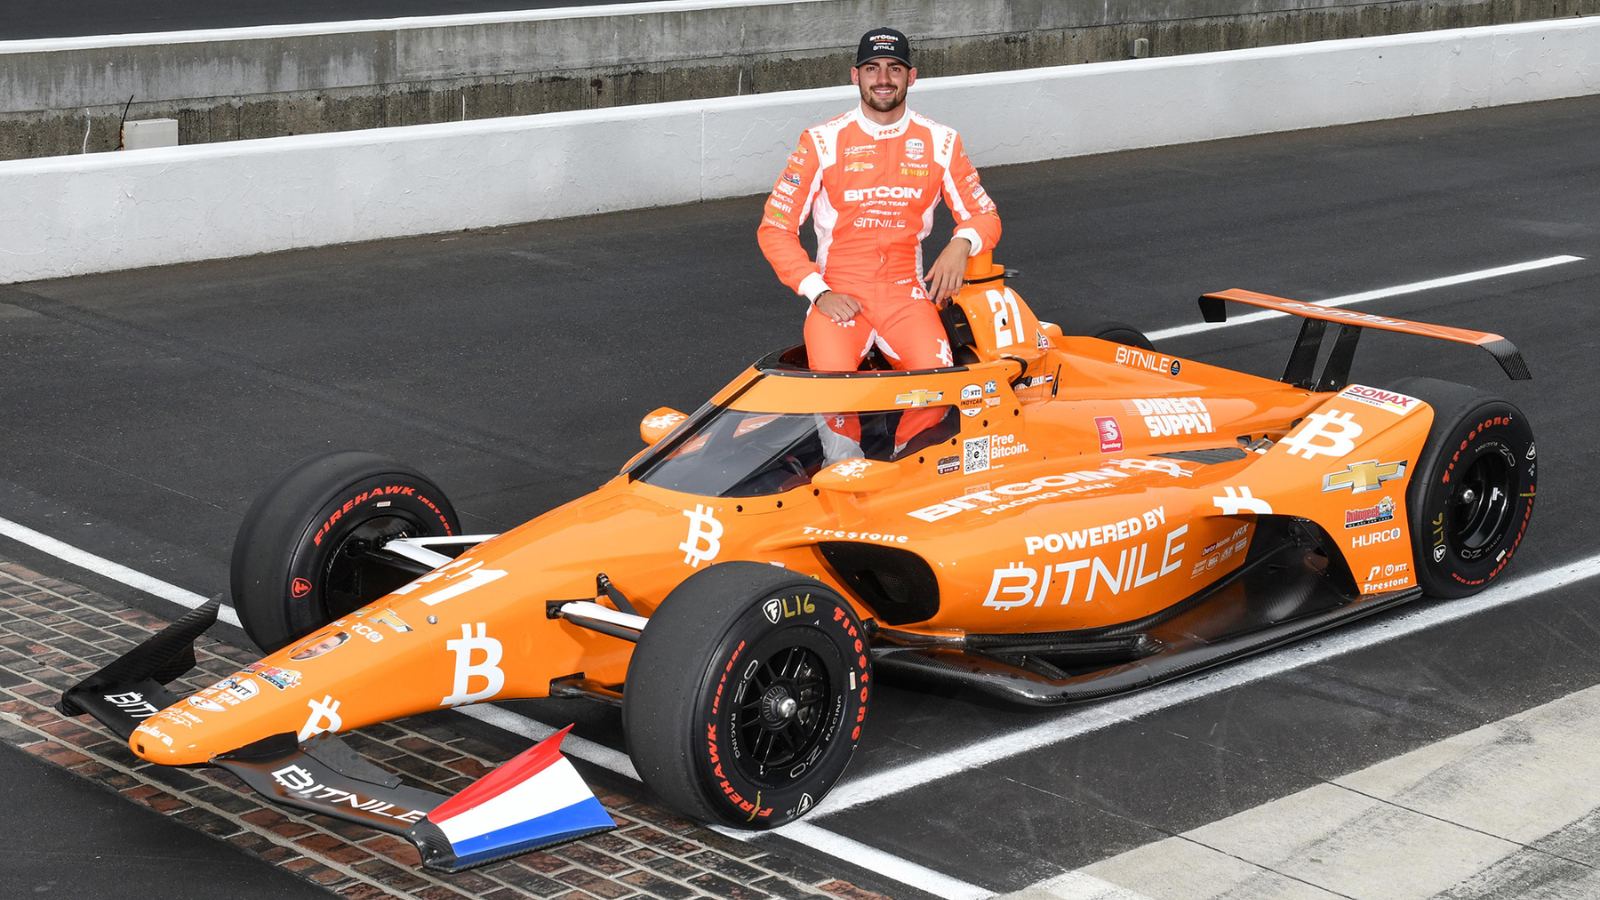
[940,132,1001,258]
[757,131,831,304]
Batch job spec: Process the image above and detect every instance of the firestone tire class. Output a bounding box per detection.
[1053,314,1156,352]
[231,451,460,652]
[1390,377,1536,599]
[623,562,870,829]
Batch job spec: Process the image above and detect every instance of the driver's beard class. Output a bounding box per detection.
[860,85,906,114]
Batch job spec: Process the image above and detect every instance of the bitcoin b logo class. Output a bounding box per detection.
[298,695,343,741]
[679,504,723,568]
[1280,409,1362,460]
[441,623,504,707]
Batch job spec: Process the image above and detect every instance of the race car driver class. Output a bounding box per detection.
[757,27,1001,461]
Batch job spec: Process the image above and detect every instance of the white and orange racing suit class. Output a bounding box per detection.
[757,106,1001,451]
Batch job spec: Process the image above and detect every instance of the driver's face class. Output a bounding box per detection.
[852,59,914,113]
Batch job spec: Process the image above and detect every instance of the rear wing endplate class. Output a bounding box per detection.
[1198,289,1530,386]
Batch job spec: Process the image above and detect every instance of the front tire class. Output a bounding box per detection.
[1391,377,1536,599]
[623,562,870,828]
[230,451,460,651]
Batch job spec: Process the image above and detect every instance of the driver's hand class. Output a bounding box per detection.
[815,291,862,323]
[925,238,972,305]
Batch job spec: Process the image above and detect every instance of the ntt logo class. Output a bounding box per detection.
[843,186,925,202]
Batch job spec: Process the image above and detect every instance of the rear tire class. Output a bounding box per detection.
[1389,377,1536,599]
[623,562,870,828]
[231,451,460,651]
[1053,314,1155,351]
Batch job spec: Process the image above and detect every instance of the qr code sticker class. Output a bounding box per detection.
[963,436,990,475]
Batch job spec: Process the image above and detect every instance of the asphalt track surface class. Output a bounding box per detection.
[3,94,1599,897]
[0,0,643,41]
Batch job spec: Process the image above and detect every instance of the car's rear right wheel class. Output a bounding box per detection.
[1389,377,1536,598]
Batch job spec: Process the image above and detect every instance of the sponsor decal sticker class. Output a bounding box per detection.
[1025,506,1166,555]
[895,389,943,407]
[289,630,350,661]
[964,436,991,475]
[104,691,162,720]
[244,664,303,691]
[783,171,802,186]
[1115,345,1182,376]
[1127,397,1213,437]
[991,433,1028,461]
[985,524,1189,609]
[984,381,998,394]
[905,138,925,160]
[907,458,1195,521]
[270,764,428,825]
[1279,409,1362,460]
[1345,496,1397,528]
[1096,416,1123,453]
[441,623,505,707]
[679,504,723,568]
[802,526,909,544]
[1351,527,1402,548]
[845,144,876,157]
[1338,384,1420,415]
[844,161,875,173]
[936,455,960,475]
[900,166,930,177]
[1213,486,1272,516]
[298,694,343,741]
[1324,459,1406,494]
[844,186,921,201]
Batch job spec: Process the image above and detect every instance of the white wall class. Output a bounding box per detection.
[4,18,1597,284]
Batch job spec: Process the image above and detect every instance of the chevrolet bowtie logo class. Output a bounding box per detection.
[1323,459,1406,494]
[895,390,944,408]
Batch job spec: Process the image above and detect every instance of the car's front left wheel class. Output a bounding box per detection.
[230,450,460,652]
[623,562,870,828]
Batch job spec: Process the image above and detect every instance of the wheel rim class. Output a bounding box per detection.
[732,643,835,784]
[1450,447,1515,560]
[318,513,425,620]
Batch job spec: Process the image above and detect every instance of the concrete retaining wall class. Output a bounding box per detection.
[3,0,1597,160]
[3,18,1597,284]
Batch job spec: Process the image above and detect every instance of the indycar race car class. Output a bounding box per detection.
[57,253,1536,870]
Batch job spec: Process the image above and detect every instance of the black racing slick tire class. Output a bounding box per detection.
[1390,377,1536,599]
[230,451,460,652]
[623,562,870,829]
[1053,314,1155,352]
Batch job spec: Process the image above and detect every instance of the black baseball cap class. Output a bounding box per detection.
[856,28,911,67]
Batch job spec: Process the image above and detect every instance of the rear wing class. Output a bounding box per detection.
[1198,288,1531,387]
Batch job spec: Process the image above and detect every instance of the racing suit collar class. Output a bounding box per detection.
[852,104,913,140]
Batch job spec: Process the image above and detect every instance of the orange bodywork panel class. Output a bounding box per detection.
[131,266,1451,765]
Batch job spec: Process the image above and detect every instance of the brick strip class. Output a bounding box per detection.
[0,559,895,900]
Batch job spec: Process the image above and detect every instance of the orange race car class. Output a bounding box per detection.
[56,254,1537,870]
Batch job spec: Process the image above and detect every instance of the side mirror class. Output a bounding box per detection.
[640,407,688,446]
[811,458,903,494]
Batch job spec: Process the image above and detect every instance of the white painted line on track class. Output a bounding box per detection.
[801,551,1600,822]
[0,514,973,899]
[1146,254,1584,342]
[765,821,993,900]
[456,704,640,780]
[0,514,241,628]
[12,521,1597,900]
[461,708,995,899]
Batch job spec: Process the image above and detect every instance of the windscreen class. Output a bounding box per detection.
[638,407,959,497]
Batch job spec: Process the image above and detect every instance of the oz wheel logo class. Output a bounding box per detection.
[762,598,782,624]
